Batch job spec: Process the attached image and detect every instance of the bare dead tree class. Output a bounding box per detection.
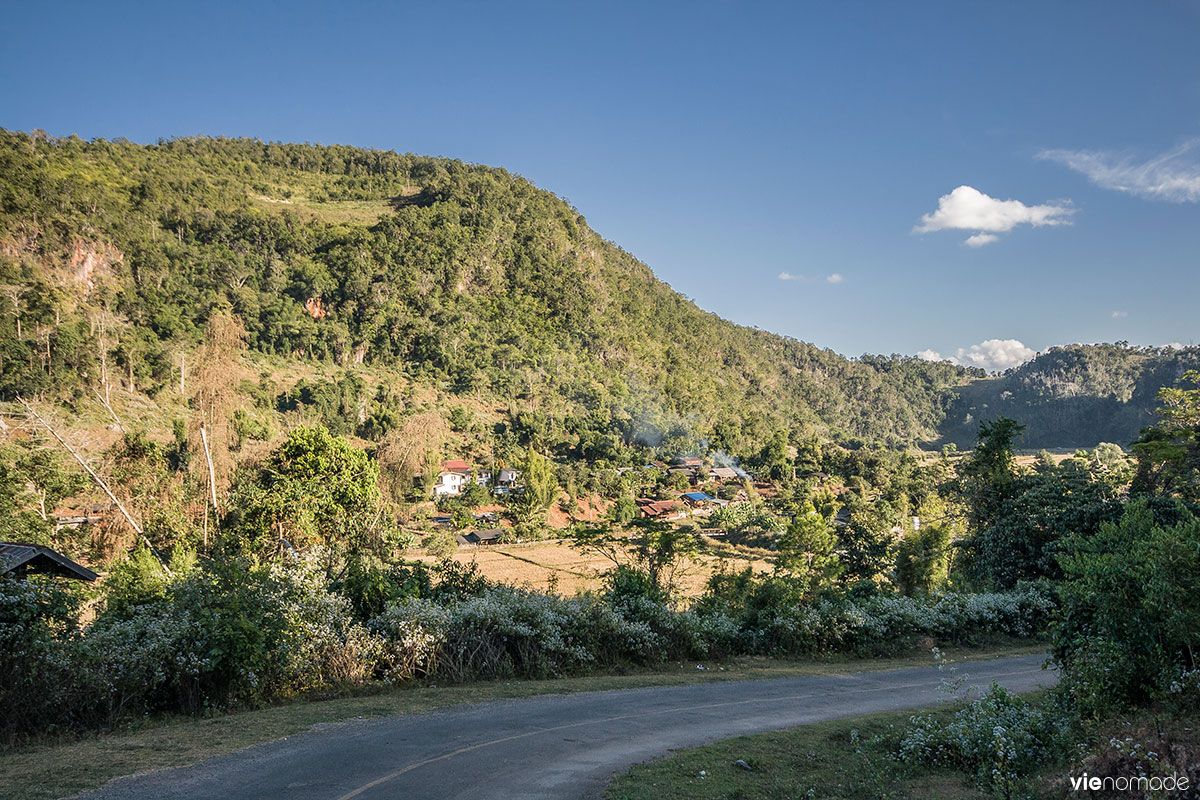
[18,397,171,575]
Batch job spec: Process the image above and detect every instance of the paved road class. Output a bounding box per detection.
[80,654,1053,800]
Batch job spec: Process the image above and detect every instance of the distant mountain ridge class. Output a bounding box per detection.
[936,343,1200,450]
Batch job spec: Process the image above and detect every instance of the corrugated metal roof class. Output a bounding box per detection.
[682,492,715,502]
[0,542,98,581]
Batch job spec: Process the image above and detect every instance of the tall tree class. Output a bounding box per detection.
[776,501,841,595]
[188,309,247,508]
[953,417,1025,531]
[1132,370,1200,502]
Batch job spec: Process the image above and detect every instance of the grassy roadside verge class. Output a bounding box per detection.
[3,641,1046,800]
[605,693,1051,800]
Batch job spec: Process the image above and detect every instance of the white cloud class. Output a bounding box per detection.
[1168,342,1184,350]
[965,233,999,248]
[826,273,843,284]
[1038,140,1200,203]
[917,339,1037,373]
[778,271,801,281]
[915,185,1074,245]
[1111,310,1128,319]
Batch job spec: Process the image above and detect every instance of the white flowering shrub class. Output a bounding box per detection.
[264,551,386,693]
[2,554,1053,739]
[372,587,687,682]
[898,682,1060,797]
[752,585,1054,657]
[0,577,82,741]
[65,550,380,727]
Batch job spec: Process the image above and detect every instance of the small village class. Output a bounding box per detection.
[425,454,759,547]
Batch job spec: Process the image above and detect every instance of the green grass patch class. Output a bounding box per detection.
[605,693,1200,800]
[605,695,1050,800]
[0,642,1045,800]
[250,193,394,225]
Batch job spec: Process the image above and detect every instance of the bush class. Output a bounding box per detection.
[1053,500,1200,717]
[0,577,83,742]
[3,550,384,738]
[899,683,1064,797]
[743,583,1054,657]
[371,587,663,681]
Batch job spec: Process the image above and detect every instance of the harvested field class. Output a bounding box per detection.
[414,536,774,598]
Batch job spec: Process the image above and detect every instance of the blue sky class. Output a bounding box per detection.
[3,1,1198,369]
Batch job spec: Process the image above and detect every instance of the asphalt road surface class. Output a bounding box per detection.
[80,654,1053,800]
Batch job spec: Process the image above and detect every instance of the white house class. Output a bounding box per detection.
[434,459,473,497]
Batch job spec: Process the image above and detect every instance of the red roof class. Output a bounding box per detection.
[442,459,472,472]
[638,500,682,517]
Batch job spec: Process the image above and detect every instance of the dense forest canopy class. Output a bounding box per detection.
[938,343,1200,450]
[1,129,1195,454]
[1,129,976,453]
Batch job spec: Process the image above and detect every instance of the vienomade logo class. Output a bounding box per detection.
[1069,772,1190,793]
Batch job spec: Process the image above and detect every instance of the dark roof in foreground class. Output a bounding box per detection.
[464,529,504,544]
[0,542,99,581]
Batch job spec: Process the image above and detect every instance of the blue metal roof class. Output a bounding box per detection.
[682,491,714,501]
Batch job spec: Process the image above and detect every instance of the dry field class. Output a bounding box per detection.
[414,536,775,598]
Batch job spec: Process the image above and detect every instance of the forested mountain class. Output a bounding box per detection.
[937,343,1200,450]
[0,130,972,454]
[0,130,1192,456]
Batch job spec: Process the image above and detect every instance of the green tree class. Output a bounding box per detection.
[834,495,897,582]
[570,518,701,598]
[518,446,558,523]
[1054,500,1200,717]
[757,432,792,482]
[610,495,637,525]
[1132,370,1200,501]
[954,417,1025,531]
[895,523,951,595]
[228,425,383,555]
[775,501,841,595]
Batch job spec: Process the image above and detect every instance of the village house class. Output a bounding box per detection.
[460,528,504,546]
[709,466,740,482]
[680,491,725,516]
[636,498,688,520]
[491,467,523,496]
[434,459,473,497]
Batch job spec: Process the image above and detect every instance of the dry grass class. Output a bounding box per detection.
[414,537,775,597]
[250,194,394,226]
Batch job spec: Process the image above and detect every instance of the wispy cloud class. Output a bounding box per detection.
[1038,139,1200,203]
[1111,310,1128,319]
[915,186,1074,246]
[917,338,1036,373]
[965,233,999,248]
[779,271,845,284]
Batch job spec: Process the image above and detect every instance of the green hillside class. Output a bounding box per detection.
[2,130,1194,457]
[0,130,973,456]
[937,343,1200,450]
